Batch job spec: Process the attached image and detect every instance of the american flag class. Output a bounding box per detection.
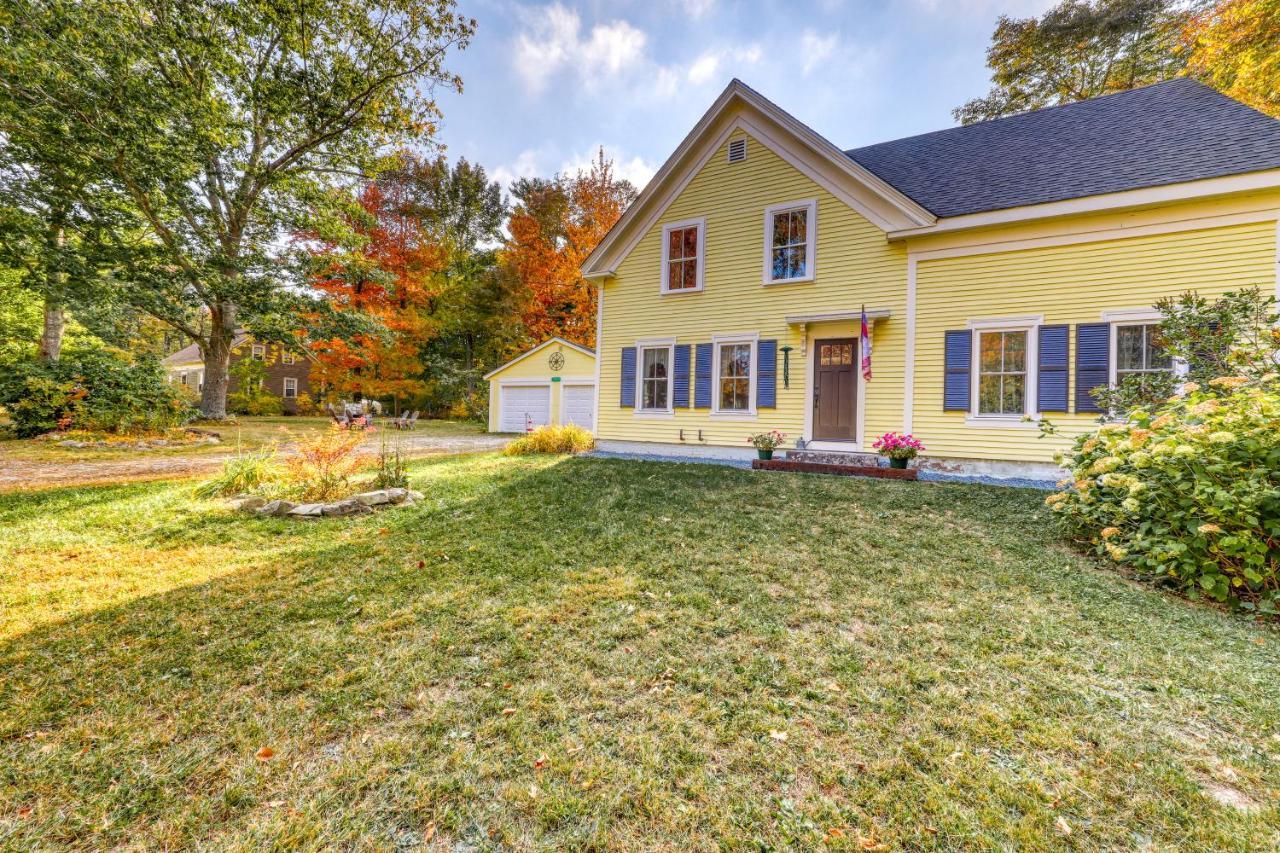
[860,305,873,381]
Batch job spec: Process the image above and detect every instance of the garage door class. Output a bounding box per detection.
[499,385,551,432]
[561,383,595,430]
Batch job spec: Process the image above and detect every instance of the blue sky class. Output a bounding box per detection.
[434,0,1056,192]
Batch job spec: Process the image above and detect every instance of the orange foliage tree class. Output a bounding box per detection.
[503,149,636,348]
[1182,0,1280,119]
[308,158,446,406]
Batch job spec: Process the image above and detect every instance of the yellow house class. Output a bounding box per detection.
[485,337,597,433]
[582,78,1280,480]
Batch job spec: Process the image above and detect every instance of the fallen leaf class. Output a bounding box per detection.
[534,754,548,770]
[501,707,517,716]
[528,784,540,799]
[424,822,436,842]
[255,747,275,761]
[17,805,33,819]
[417,560,425,569]
[1055,816,1071,836]
[769,730,788,742]
[265,800,285,808]
[825,827,846,840]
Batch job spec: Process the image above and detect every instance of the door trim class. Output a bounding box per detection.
[803,336,865,450]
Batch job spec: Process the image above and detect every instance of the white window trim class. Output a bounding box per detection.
[1102,308,1187,388]
[251,343,266,360]
[710,332,759,418]
[762,199,817,285]
[281,351,296,365]
[660,218,706,295]
[635,338,676,417]
[283,377,298,398]
[967,320,1040,428]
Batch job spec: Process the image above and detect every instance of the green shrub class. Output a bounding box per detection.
[0,350,194,438]
[1046,379,1280,613]
[503,424,595,456]
[227,356,284,415]
[194,448,283,498]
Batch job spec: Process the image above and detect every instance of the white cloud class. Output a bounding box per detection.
[491,149,542,192]
[561,145,658,191]
[683,0,717,19]
[800,30,839,76]
[513,4,647,94]
[687,52,721,85]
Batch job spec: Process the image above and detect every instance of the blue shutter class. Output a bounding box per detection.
[694,343,713,408]
[673,344,691,408]
[943,330,971,411]
[1075,323,1110,413]
[757,339,777,408]
[1037,325,1069,412]
[620,347,636,407]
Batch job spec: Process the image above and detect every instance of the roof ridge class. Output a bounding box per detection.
[846,76,1204,156]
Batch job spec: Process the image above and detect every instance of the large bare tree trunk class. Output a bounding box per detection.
[39,295,65,362]
[199,303,237,419]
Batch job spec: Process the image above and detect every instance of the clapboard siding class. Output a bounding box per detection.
[597,131,908,449]
[912,219,1278,462]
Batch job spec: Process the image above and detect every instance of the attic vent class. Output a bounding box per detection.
[727,138,747,163]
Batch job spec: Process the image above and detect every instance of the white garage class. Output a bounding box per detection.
[484,338,598,434]
[498,384,552,432]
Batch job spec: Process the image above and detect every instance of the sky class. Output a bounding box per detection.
[433,0,1058,194]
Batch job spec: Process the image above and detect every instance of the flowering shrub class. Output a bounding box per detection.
[872,432,924,460]
[747,430,788,451]
[1045,378,1280,613]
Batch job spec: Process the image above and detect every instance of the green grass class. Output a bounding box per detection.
[1,456,1277,849]
[0,416,485,464]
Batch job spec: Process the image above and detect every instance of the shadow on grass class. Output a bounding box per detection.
[1,456,1276,848]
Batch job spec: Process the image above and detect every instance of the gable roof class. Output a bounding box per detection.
[846,78,1280,220]
[482,337,596,380]
[581,79,935,279]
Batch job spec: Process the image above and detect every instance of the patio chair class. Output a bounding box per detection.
[405,411,420,430]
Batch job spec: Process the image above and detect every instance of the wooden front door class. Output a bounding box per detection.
[813,339,857,441]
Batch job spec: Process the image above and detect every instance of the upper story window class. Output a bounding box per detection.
[976,329,1029,416]
[1114,323,1173,381]
[251,344,266,360]
[281,351,296,365]
[660,218,705,294]
[639,344,673,412]
[763,200,816,284]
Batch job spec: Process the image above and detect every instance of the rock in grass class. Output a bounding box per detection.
[386,488,409,504]
[255,500,297,517]
[408,490,424,501]
[230,496,267,512]
[354,490,392,506]
[289,503,325,517]
[321,499,372,517]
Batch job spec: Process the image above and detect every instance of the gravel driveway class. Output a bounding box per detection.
[0,431,512,492]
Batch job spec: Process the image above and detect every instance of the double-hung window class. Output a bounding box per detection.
[251,344,266,360]
[661,218,704,293]
[763,200,816,284]
[283,377,298,399]
[712,335,757,415]
[638,344,673,412]
[281,351,296,365]
[1114,322,1173,381]
[976,330,1028,416]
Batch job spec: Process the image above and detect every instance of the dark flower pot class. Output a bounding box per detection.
[889,457,909,470]
[757,448,774,461]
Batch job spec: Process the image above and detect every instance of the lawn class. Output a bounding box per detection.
[0,416,485,464]
[1,456,1277,849]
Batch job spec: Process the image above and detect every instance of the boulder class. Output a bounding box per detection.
[255,499,297,517]
[354,490,392,507]
[321,499,372,517]
[230,495,267,512]
[289,503,325,517]
[408,490,424,501]
[57,440,87,448]
[386,488,409,503]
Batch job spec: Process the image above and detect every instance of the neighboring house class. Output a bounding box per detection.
[485,338,597,433]
[582,78,1280,479]
[162,333,312,414]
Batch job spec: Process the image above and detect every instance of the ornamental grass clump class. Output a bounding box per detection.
[1045,379,1280,613]
[504,424,595,455]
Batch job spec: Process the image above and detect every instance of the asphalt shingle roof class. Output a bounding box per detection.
[845,78,1280,219]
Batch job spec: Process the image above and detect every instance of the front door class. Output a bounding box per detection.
[813,339,856,441]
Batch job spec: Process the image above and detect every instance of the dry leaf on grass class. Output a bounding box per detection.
[768,730,788,742]
[1055,816,1071,836]
[255,746,275,761]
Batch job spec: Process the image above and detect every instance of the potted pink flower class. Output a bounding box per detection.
[747,430,787,460]
[872,432,924,469]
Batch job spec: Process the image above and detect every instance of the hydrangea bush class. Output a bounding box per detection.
[1046,378,1280,613]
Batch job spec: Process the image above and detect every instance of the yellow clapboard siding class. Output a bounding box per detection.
[598,129,907,450]
[912,220,1279,462]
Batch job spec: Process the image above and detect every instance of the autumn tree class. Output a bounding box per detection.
[504,150,636,348]
[0,0,474,417]
[1182,0,1280,119]
[955,0,1189,124]
[308,156,449,406]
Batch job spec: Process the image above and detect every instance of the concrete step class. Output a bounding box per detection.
[753,458,917,480]
[784,448,883,467]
